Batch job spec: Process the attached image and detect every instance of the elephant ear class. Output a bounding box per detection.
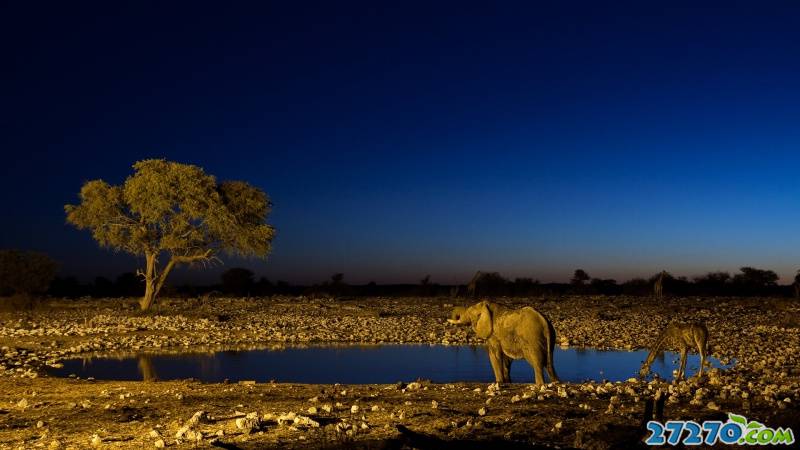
[473,303,493,338]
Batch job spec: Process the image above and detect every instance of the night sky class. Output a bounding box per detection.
[3,1,800,285]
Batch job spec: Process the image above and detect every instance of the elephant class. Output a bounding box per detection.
[447,300,558,385]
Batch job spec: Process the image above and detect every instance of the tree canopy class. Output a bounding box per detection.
[570,269,591,285]
[65,159,275,309]
[732,266,779,288]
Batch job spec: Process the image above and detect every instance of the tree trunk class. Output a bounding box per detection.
[139,253,178,311]
[140,282,158,310]
[139,253,158,311]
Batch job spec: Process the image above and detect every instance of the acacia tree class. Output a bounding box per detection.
[65,159,275,310]
[570,269,590,286]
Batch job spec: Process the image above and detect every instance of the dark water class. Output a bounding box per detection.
[49,345,732,384]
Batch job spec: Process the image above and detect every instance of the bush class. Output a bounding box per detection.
[0,250,57,310]
[221,267,255,296]
[0,249,58,296]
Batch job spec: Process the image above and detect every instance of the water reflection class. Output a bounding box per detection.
[138,355,158,381]
[51,344,733,384]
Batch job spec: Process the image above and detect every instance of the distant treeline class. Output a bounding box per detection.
[2,249,798,299]
[42,267,800,299]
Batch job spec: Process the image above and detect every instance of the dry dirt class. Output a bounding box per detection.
[1,295,799,449]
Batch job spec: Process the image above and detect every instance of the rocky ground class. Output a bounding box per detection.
[1,295,799,449]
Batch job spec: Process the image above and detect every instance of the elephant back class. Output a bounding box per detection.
[520,306,551,326]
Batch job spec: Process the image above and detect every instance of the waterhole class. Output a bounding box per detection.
[49,345,732,383]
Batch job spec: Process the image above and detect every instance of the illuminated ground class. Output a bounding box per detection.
[1,296,798,449]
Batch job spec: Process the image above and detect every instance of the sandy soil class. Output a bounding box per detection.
[1,295,799,449]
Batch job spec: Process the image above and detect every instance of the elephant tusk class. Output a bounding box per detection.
[446,319,459,324]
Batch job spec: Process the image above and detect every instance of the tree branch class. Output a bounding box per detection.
[172,249,214,264]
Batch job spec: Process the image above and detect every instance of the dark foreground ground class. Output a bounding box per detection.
[1,295,799,449]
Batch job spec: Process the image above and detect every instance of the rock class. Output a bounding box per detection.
[90,434,102,447]
[351,405,359,414]
[36,420,45,428]
[276,412,297,425]
[478,407,486,416]
[307,406,318,414]
[431,400,438,409]
[176,411,210,439]
[707,401,720,411]
[293,415,320,428]
[17,398,28,409]
[235,416,261,433]
[154,439,165,448]
[184,430,202,442]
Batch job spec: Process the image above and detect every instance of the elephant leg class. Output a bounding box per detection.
[501,354,512,383]
[524,350,545,385]
[486,342,504,383]
[546,360,559,383]
[677,348,688,381]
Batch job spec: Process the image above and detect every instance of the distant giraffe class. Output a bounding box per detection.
[466,271,484,298]
[654,271,667,298]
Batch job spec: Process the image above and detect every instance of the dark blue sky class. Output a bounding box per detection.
[3,1,800,285]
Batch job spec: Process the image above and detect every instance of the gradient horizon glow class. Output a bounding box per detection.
[2,1,800,285]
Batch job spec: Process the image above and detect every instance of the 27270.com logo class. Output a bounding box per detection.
[645,413,794,446]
